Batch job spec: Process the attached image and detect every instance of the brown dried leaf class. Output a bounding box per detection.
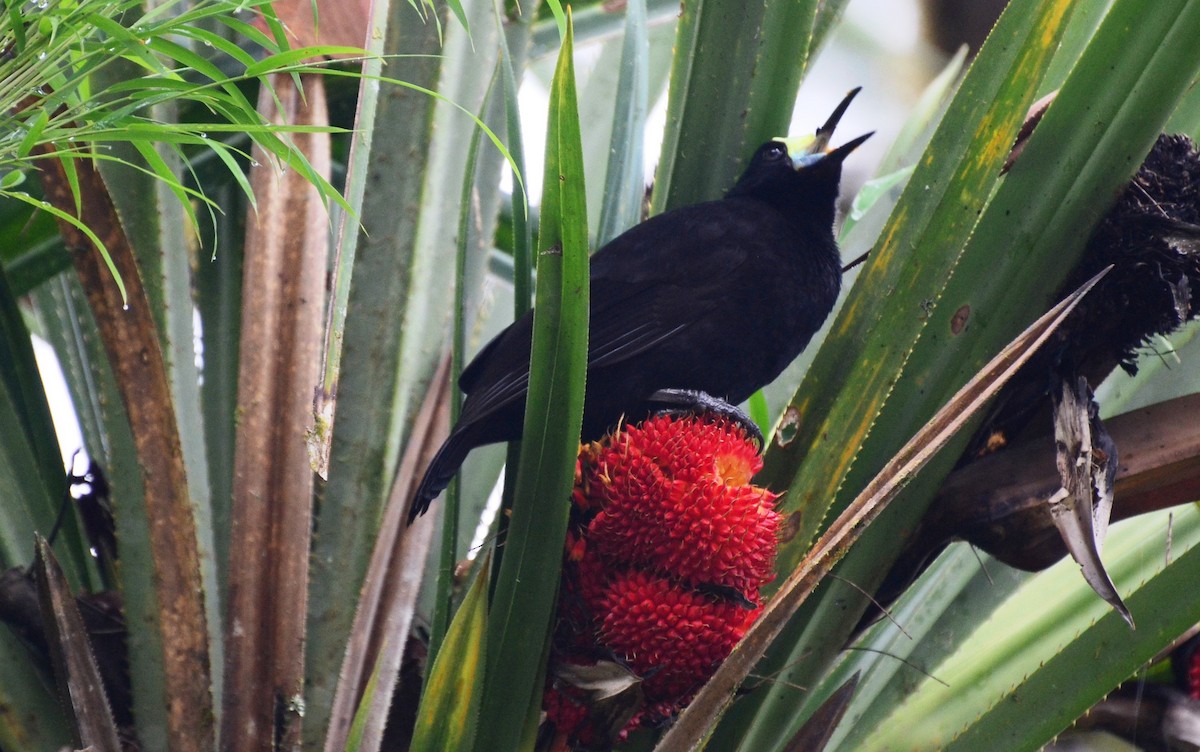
[322,353,451,752]
[32,536,121,752]
[222,72,331,751]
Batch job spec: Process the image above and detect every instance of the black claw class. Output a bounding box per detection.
[646,388,765,451]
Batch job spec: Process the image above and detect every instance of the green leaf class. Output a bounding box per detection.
[3,191,127,304]
[410,555,489,752]
[762,0,1076,586]
[853,507,1200,751]
[17,109,50,159]
[497,13,532,316]
[818,544,1026,752]
[651,0,852,215]
[306,0,515,742]
[27,274,172,749]
[244,47,366,79]
[0,171,25,190]
[429,74,495,664]
[474,13,589,751]
[445,0,470,38]
[544,0,566,42]
[595,0,648,247]
[0,261,95,588]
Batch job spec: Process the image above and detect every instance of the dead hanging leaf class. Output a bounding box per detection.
[322,353,450,752]
[32,535,122,752]
[967,134,1200,465]
[1003,90,1057,173]
[1049,376,1131,626]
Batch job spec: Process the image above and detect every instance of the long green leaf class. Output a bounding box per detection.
[759,0,1075,562]
[474,14,589,751]
[409,555,489,752]
[820,544,1027,752]
[854,506,1200,750]
[594,0,648,246]
[651,0,851,215]
[30,273,171,751]
[430,77,494,664]
[0,265,82,580]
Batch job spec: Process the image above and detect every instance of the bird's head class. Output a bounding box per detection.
[729,87,872,228]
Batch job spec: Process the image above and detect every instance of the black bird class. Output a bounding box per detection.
[410,89,871,521]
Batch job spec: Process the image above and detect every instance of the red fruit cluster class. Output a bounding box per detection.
[1190,647,1200,700]
[545,413,782,747]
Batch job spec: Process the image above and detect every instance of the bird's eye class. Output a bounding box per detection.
[765,143,787,161]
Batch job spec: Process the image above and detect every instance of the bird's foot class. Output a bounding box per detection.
[646,389,764,451]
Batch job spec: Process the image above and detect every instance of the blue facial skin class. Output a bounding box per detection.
[791,152,827,170]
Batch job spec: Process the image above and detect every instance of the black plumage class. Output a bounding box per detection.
[410,90,871,521]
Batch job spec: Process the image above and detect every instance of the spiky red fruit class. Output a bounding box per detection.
[546,413,781,747]
[590,564,760,699]
[582,414,779,595]
[1190,646,1200,700]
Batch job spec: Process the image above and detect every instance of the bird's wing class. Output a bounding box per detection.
[585,279,702,368]
[457,318,533,425]
[455,201,760,423]
[584,202,754,368]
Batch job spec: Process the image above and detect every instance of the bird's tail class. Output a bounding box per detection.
[409,429,472,523]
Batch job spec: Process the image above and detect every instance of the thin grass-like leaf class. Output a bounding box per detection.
[3,191,125,303]
[17,110,50,160]
[497,12,532,316]
[244,47,366,78]
[429,76,495,664]
[544,0,567,41]
[474,13,588,751]
[445,0,470,38]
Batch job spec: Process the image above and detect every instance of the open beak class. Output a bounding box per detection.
[773,87,874,169]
